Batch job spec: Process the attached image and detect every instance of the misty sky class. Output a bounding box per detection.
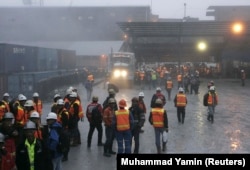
[1,0,250,20]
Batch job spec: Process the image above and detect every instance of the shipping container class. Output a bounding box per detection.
[0,74,8,96]
[37,48,58,71]
[57,49,76,70]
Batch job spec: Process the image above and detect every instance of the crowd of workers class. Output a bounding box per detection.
[0,65,247,170]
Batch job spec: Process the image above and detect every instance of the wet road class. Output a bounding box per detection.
[40,78,250,170]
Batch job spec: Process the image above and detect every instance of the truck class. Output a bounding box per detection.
[107,52,136,88]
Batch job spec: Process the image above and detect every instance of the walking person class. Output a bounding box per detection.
[241,69,246,86]
[173,87,188,124]
[203,86,218,123]
[148,98,168,154]
[150,87,166,108]
[112,99,134,154]
[165,77,173,101]
[85,79,93,101]
[138,92,147,133]
[129,97,145,154]
[103,98,116,157]
[86,96,104,148]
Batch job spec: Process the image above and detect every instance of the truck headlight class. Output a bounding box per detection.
[114,70,121,77]
[121,70,127,77]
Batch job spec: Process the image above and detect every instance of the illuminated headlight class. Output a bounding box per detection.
[121,70,127,77]
[113,70,128,78]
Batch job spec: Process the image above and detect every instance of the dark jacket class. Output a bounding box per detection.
[16,139,46,170]
[129,105,145,128]
[46,122,63,159]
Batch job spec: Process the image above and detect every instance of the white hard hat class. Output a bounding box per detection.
[3,93,9,97]
[3,112,14,119]
[69,92,77,98]
[23,120,36,130]
[138,92,144,97]
[33,92,39,97]
[24,100,34,107]
[156,87,161,91]
[0,132,5,143]
[66,88,73,95]
[57,99,64,105]
[18,94,27,101]
[46,112,57,120]
[54,94,61,99]
[30,111,40,118]
[241,70,244,72]
[209,86,215,91]
[178,87,184,92]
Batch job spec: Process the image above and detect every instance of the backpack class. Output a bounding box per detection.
[91,104,102,124]
[203,93,209,106]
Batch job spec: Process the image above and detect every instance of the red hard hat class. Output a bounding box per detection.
[118,99,127,107]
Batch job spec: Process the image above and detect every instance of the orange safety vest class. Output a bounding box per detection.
[57,108,69,125]
[166,80,173,89]
[0,100,10,121]
[208,92,218,105]
[151,108,164,128]
[176,94,187,107]
[115,109,130,131]
[69,99,84,119]
[177,74,182,82]
[33,99,43,115]
[15,103,27,127]
[160,71,164,78]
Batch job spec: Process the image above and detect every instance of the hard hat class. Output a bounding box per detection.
[3,112,14,119]
[156,87,161,91]
[23,120,36,130]
[118,99,127,107]
[108,98,116,104]
[30,111,40,118]
[131,97,139,102]
[108,89,115,95]
[66,88,73,95]
[92,96,98,102]
[0,133,5,143]
[57,99,64,105]
[68,86,74,91]
[33,92,39,97]
[54,94,61,99]
[209,86,215,91]
[155,98,163,104]
[46,112,57,120]
[210,80,214,85]
[138,92,144,97]
[3,93,9,97]
[241,70,244,72]
[24,100,34,107]
[69,92,77,98]
[178,87,184,92]
[18,94,27,101]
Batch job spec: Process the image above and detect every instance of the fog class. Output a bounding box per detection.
[0,0,250,19]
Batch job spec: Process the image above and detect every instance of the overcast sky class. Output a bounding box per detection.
[1,0,250,20]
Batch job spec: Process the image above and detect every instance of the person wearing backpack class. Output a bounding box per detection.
[86,96,104,148]
[150,87,166,108]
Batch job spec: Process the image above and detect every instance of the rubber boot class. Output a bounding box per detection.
[157,146,161,154]
[211,115,214,124]
[162,142,167,152]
